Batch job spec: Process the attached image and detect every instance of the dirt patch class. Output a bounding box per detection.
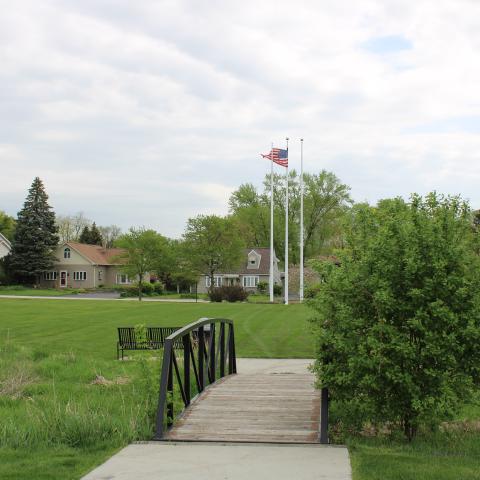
[441,420,480,433]
[90,375,130,386]
[0,365,37,398]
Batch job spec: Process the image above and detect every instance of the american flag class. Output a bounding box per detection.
[261,148,288,167]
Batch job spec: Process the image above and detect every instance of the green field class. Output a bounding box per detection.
[0,298,479,480]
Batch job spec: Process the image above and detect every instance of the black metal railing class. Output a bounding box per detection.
[154,317,236,439]
[320,387,328,444]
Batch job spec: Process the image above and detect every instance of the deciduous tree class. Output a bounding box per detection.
[183,215,244,290]
[0,211,16,241]
[115,228,170,301]
[310,194,480,440]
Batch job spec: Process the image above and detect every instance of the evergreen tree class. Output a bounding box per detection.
[79,225,91,244]
[9,177,59,284]
[78,223,103,245]
[89,222,103,246]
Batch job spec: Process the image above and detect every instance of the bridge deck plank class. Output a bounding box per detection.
[165,364,322,443]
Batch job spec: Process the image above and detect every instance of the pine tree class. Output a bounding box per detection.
[89,222,103,246]
[78,223,103,245]
[9,177,59,284]
[79,225,91,244]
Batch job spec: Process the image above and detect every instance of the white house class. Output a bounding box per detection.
[0,233,11,260]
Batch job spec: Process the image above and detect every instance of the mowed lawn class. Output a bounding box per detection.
[0,298,314,359]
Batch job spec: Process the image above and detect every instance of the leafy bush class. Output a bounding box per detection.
[273,284,282,296]
[208,288,224,302]
[257,281,268,294]
[117,282,160,298]
[304,283,322,299]
[310,194,480,440]
[207,286,249,302]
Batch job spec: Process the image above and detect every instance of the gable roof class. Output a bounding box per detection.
[64,242,126,265]
[0,233,11,250]
[238,247,275,275]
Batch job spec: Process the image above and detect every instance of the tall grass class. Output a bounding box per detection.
[0,339,161,451]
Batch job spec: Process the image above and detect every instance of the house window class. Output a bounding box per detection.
[43,271,57,281]
[64,247,71,259]
[205,276,222,288]
[73,271,87,281]
[116,274,130,284]
[242,276,259,288]
[98,270,103,281]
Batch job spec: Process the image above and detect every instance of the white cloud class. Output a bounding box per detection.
[1,0,480,237]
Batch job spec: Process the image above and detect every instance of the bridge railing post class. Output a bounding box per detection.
[209,322,215,382]
[219,322,225,378]
[183,334,190,406]
[320,387,329,444]
[198,326,205,391]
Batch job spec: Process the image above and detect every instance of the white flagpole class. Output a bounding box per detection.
[269,143,274,303]
[300,138,304,303]
[285,137,289,305]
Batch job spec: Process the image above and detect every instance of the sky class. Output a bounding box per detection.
[1,0,480,238]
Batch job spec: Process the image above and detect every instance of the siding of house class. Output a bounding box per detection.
[0,234,11,260]
[195,248,281,294]
[0,242,10,260]
[38,244,140,289]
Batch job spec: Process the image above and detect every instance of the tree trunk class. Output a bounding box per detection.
[138,277,143,302]
[403,417,417,442]
[209,271,215,296]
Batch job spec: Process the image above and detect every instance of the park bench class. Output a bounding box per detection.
[117,327,182,360]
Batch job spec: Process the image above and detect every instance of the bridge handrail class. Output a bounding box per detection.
[154,317,236,439]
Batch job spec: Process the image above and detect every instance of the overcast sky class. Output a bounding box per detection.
[1,0,480,237]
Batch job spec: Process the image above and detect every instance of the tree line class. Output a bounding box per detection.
[1,170,351,287]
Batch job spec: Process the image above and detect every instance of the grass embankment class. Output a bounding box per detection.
[0,299,312,479]
[0,286,85,296]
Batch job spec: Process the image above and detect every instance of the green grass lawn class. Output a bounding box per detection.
[0,298,479,480]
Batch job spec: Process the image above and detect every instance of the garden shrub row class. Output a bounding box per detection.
[208,285,249,302]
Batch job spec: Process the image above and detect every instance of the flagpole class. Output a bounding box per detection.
[269,142,274,303]
[285,137,289,305]
[300,138,304,303]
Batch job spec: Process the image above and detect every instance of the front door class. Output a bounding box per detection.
[60,271,67,288]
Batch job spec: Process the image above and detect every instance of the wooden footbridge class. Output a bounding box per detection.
[155,318,329,444]
[82,319,350,480]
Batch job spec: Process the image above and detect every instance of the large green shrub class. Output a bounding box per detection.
[207,286,249,302]
[256,281,268,294]
[310,194,480,440]
[273,284,282,296]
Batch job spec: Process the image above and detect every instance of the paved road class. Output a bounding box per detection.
[81,359,351,480]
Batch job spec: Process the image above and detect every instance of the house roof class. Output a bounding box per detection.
[65,242,126,265]
[0,233,11,250]
[207,248,276,276]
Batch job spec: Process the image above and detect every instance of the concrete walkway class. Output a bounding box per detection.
[82,442,351,480]
[81,359,351,480]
